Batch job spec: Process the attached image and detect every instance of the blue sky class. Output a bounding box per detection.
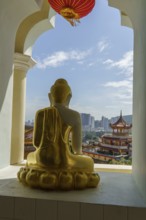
[26,0,133,121]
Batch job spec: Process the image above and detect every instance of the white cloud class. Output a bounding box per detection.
[36,49,91,69]
[111,51,133,69]
[104,80,132,104]
[88,62,95,66]
[103,50,133,77]
[103,59,113,65]
[97,39,109,53]
[113,92,132,100]
[77,61,84,65]
[104,80,132,89]
[102,50,133,109]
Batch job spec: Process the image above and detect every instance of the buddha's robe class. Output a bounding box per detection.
[27,107,94,172]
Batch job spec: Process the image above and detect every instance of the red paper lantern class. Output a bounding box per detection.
[48,0,95,26]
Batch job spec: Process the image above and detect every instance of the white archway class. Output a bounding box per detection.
[0,0,55,167]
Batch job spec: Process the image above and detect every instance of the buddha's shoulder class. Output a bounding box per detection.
[68,108,80,115]
[63,107,81,118]
[36,107,52,115]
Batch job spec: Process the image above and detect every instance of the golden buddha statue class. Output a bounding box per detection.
[18,79,100,190]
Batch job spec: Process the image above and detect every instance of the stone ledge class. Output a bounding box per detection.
[94,164,132,173]
[0,165,145,208]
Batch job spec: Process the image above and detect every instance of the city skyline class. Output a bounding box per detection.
[25,0,133,121]
[25,112,132,127]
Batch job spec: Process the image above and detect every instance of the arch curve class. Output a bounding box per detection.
[15,0,56,55]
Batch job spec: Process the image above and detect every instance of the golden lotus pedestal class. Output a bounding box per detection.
[18,166,100,190]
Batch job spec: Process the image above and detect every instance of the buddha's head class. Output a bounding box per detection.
[49,79,72,106]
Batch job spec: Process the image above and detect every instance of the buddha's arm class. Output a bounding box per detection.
[71,113,82,154]
[33,110,44,148]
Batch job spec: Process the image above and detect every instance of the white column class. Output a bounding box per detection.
[132,4,146,198]
[108,0,146,200]
[11,53,36,164]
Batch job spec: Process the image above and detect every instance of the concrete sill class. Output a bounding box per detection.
[0,165,145,208]
[94,164,132,173]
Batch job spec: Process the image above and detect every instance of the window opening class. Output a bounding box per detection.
[24,0,133,166]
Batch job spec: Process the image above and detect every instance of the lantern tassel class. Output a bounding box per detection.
[60,7,80,26]
[67,18,80,26]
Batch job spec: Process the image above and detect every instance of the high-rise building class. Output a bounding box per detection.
[80,113,92,131]
[91,116,95,130]
[101,116,110,131]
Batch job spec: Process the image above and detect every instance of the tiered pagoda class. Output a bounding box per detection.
[97,112,132,161]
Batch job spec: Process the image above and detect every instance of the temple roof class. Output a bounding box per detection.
[110,111,132,129]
